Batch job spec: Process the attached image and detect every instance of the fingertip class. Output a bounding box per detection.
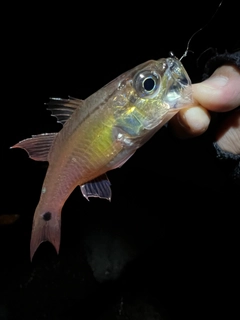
[181,106,211,134]
[192,65,240,112]
[170,106,211,139]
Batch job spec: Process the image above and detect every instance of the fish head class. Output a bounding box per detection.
[156,57,192,109]
[130,57,192,129]
[112,57,192,145]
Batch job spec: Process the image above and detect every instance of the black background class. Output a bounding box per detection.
[1,1,239,319]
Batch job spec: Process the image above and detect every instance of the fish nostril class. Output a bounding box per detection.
[42,212,51,221]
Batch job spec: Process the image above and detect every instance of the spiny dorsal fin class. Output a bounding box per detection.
[46,97,84,125]
[11,133,57,161]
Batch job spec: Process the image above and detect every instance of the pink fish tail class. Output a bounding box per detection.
[30,208,62,260]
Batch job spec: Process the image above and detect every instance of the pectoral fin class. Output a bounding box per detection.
[11,133,57,161]
[80,174,111,201]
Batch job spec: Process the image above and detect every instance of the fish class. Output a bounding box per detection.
[11,56,192,260]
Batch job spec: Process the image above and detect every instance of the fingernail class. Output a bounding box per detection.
[184,107,210,133]
[204,75,229,87]
[177,111,189,129]
[177,107,210,134]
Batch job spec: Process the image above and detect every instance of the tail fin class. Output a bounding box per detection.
[30,209,61,260]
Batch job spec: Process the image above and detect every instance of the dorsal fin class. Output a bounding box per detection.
[46,97,84,125]
[11,133,57,161]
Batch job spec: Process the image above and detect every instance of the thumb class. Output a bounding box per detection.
[169,64,240,138]
[192,64,240,112]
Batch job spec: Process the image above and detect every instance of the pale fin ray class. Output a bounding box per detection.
[80,174,111,201]
[11,133,57,161]
[46,97,84,125]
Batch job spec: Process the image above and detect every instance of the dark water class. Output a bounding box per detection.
[1,151,239,319]
[2,1,239,319]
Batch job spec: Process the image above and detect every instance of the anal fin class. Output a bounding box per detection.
[80,174,111,201]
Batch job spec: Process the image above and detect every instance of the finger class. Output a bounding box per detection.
[192,65,240,112]
[216,108,240,154]
[169,106,211,139]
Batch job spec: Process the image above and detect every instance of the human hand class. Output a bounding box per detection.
[169,64,240,154]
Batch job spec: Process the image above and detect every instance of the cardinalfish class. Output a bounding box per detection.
[11,56,192,259]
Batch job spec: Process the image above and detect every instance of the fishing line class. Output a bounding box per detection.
[179,0,224,61]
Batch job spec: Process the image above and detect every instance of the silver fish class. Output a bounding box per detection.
[11,56,192,259]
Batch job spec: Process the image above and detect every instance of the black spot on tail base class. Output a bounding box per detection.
[43,212,51,221]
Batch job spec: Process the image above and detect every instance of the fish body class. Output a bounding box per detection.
[12,57,192,259]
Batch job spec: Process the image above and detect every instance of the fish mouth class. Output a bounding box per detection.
[160,57,193,110]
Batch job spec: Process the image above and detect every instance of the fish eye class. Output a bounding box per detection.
[143,77,155,91]
[133,70,160,98]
